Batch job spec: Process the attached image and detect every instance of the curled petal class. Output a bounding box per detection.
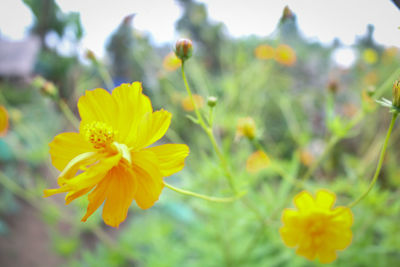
[49,132,95,171]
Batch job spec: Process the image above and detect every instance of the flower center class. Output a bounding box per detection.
[84,121,116,149]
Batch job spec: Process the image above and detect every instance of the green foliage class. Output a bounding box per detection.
[2,4,400,267]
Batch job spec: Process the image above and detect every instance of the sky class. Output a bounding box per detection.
[0,0,399,59]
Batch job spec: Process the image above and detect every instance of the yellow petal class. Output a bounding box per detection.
[45,152,121,198]
[280,226,301,247]
[111,82,152,144]
[81,175,111,222]
[331,207,354,228]
[102,166,137,227]
[133,109,172,150]
[77,88,118,133]
[65,152,121,190]
[281,208,301,227]
[0,105,9,137]
[49,132,95,171]
[315,189,336,209]
[324,228,352,250]
[145,144,189,177]
[65,187,93,204]
[132,150,164,209]
[294,191,315,211]
[317,247,337,264]
[296,238,317,261]
[57,151,98,185]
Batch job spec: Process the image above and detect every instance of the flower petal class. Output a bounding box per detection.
[132,150,164,209]
[144,144,189,177]
[111,82,152,144]
[294,191,315,211]
[102,166,137,227]
[318,247,337,264]
[315,189,336,209]
[49,132,95,171]
[77,88,117,133]
[65,187,93,205]
[44,152,121,198]
[280,226,300,247]
[81,176,111,222]
[133,109,172,150]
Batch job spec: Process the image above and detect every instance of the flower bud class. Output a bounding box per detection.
[393,80,400,108]
[237,117,256,140]
[207,96,217,107]
[175,38,193,62]
[32,76,58,99]
[85,49,97,62]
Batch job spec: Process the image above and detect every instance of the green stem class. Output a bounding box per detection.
[164,182,244,203]
[58,99,80,129]
[180,63,265,220]
[348,113,397,208]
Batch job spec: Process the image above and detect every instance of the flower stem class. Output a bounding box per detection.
[58,99,80,129]
[180,63,266,220]
[164,182,244,203]
[348,113,397,208]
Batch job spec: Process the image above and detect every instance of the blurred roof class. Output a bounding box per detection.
[0,37,40,78]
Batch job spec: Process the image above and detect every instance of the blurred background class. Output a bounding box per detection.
[0,0,400,266]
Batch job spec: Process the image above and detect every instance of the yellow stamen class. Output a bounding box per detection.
[84,121,116,149]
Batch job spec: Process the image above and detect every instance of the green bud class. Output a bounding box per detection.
[175,38,193,62]
[207,96,217,107]
[393,80,400,108]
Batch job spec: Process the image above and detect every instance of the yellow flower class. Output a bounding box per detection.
[246,150,270,173]
[163,52,181,71]
[280,190,353,264]
[362,48,378,65]
[181,94,204,111]
[254,45,275,60]
[0,105,9,137]
[275,44,296,66]
[237,117,256,139]
[44,82,189,227]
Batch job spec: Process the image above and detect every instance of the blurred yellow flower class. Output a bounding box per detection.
[362,48,378,65]
[280,190,353,264]
[237,117,256,139]
[163,52,181,71]
[0,105,9,137]
[254,44,275,60]
[246,150,270,173]
[44,82,189,227]
[275,44,296,66]
[181,94,204,111]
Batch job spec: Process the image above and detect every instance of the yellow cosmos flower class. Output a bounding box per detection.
[275,44,296,66]
[44,82,189,227]
[236,117,256,139]
[280,190,353,264]
[0,105,9,137]
[254,44,275,60]
[181,94,204,111]
[163,52,182,71]
[246,150,270,173]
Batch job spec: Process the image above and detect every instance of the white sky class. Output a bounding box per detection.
[0,0,399,58]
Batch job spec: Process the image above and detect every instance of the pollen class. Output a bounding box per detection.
[83,121,116,149]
